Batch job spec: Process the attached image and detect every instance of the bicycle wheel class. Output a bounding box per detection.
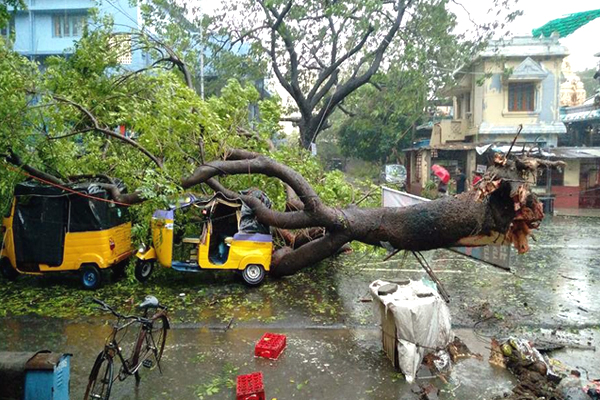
[84,351,114,400]
[146,314,168,367]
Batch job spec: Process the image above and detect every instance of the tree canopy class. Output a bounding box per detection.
[136,0,267,97]
[0,0,23,30]
[337,0,475,163]
[0,14,375,246]
[210,0,520,149]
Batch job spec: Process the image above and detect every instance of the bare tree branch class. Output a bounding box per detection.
[309,0,412,136]
[338,103,356,117]
[49,94,163,168]
[280,116,301,123]
[308,24,374,105]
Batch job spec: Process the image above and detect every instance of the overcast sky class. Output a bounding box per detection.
[453,0,600,70]
[195,0,600,71]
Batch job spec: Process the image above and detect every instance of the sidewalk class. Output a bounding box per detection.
[554,208,600,217]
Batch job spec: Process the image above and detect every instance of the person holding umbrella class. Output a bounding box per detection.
[431,164,450,197]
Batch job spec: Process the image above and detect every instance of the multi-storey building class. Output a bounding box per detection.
[403,35,600,210]
[3,0,148,69]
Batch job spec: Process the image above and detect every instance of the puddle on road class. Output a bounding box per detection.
[0,320,522,400]
[7,317,594,400]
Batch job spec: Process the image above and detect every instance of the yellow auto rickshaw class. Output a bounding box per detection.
[135,192,273,286]
[0,179,133,289]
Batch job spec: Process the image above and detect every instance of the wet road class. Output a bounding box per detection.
[0,317,522,400]
[1,215,599,399]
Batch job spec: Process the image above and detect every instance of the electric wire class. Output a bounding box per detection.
[1,162,132,207]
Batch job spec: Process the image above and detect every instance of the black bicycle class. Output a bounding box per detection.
[84,296,169,400]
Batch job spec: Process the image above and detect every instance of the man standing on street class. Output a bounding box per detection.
[456,168,467,194]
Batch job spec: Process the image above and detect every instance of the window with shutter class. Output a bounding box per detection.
[508,82,535,112]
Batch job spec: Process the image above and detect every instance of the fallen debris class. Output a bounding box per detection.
[490,337,595,400]
[585,380,600,399]
[411,382,440,400]
[447,337,483,363]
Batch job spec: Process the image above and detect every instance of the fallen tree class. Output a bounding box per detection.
[6,146,564,277]
[1,0,541,279]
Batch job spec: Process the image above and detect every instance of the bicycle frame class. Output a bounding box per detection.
[103,309,166,380]
[97,302,168,378]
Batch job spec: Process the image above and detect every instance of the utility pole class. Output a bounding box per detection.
[199,1,204,100]
[200,29,204,100]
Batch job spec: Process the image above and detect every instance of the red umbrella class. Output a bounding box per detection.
[431,164,450,184]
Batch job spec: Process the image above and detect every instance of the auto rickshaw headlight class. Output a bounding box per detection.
[138,243,147,253]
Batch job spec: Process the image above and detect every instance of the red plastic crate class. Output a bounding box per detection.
[236,372,265,400]
[254,333,287,360]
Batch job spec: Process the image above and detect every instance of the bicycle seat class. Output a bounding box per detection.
[138,295,159,310]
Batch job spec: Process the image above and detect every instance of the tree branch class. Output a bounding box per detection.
[204,177,324,229]
[4,151,65,185]
[279,116,301,123]
[308,24,374,105]
[49,94,163,168]
[338,103,356,117]
[270,231,350,277]
[132,32,194,90]
[182,150,327,214]
[310,0,411,132]
[258,0,311,118]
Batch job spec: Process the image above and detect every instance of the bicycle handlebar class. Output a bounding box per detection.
[91,298,155,324]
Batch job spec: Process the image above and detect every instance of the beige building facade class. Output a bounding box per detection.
[405,35,580,207]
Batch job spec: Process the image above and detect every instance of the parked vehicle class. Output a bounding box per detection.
[381,164,407,190]
[84,296,169,400]
[0,179,133,289]
[135,193,273,286]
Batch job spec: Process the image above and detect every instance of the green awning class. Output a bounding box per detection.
[532,9,600,38]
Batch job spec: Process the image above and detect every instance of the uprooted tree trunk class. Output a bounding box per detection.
[6,148,564,277]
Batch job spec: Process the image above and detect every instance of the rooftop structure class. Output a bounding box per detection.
[478,35,569,59]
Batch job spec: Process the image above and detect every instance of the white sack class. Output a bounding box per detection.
[370,279,454,383]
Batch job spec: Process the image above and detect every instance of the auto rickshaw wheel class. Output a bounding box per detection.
[241,264,265,286]
[81,264,102,290]
[135,259,154,283]
[0,258,18,281]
